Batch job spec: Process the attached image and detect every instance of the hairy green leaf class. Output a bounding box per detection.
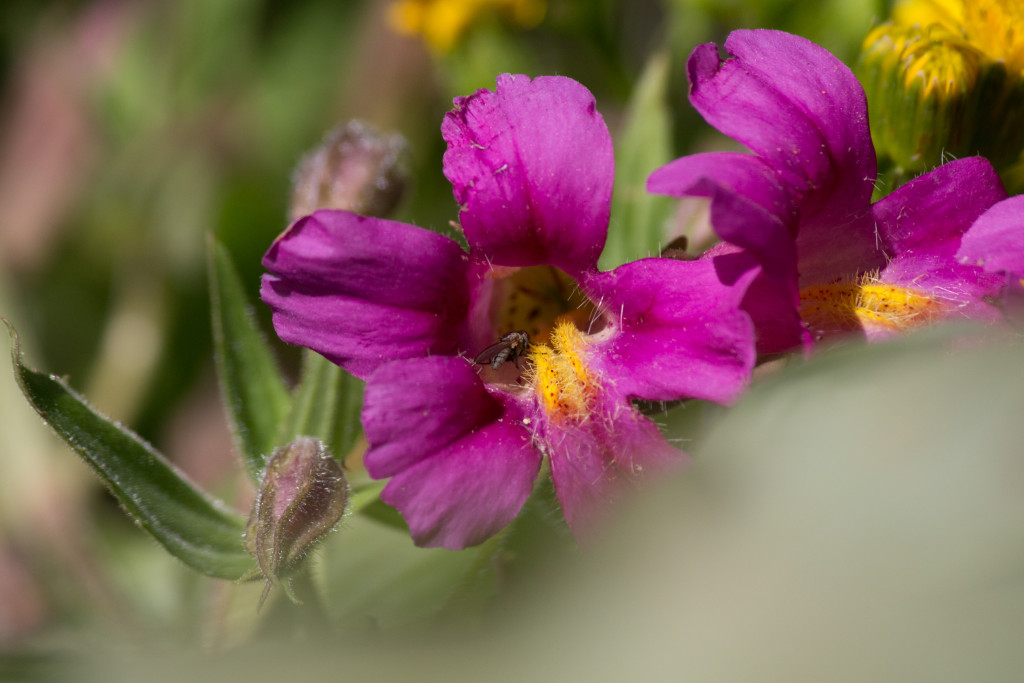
[6,321,253,580]
[208,237,291,482]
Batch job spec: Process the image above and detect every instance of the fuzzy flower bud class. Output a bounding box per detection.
[857,0,1024,190]
[859,23,983,178]
[244,437,348,607]
[289,120,408,221]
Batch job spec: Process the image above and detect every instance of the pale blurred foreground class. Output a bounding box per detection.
[59,325,1024,682]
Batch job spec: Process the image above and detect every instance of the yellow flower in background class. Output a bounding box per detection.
[387,0,545,53]
[892,0,1024,75]
[857,0,1024,192]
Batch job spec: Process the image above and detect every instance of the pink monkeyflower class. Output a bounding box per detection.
[649,30,1011,351]
[262,75,755,549]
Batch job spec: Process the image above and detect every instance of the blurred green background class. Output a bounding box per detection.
[0,0,898,664]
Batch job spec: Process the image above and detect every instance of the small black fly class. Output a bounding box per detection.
[474,331,530,370]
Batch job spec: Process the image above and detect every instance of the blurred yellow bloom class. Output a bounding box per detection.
[387,0,545,53]
[892,0,1024,75]
[857,0,1024,191]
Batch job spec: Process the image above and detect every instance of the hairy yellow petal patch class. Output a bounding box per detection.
[524,319,594,421]
[799,276,947,338]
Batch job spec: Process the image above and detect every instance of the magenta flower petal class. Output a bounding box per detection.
[363,356,540,549]
[874,157,1006,257]
[542,395,685,541]
[960,196,1024,275]
[362,357,504,479]
[379,418,540,549]
[261,211,469,379]
[656,179,804,355]
[442,74,613,277]
[647,151,797,225]
[739,267,811,353]
[791,210,879,287]
[699,182,796,279]
[867,157,1009,318]
[688,30,875,222]
[583,257,755,404]
[882,253,1005,323]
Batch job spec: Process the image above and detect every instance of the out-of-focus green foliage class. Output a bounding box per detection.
[604,50,675,269]
[276,352,364,472]
[7,321,254,580]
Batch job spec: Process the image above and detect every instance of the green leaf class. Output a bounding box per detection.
[315,478,573,629]
[347,481,387,516]
[359,497,409,533]
[603,50,676,270]
[208,236,291,482]
[277,350,363,461]
[315,515,497,629]
[5,320,254,580]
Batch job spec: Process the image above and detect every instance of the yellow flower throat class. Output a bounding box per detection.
[523,319,595,421]
[483,265,599,421]
[799,273,947,338]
